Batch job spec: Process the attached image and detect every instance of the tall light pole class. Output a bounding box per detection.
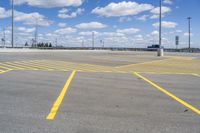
[159,0,162,48]
[157,0,164,56]
[34,18,38,47]
[11,0,14,48]
[187,17,191,49]
[92,32,94,49]
[3,27,6,47]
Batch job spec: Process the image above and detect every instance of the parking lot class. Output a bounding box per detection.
[0,50,200,133]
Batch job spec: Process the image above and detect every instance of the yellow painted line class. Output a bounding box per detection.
[0,62,25,70]
[17,61,55,71]
[138,72,193,75]
[11,61,39,70]
[0,64,10,70]
[30,60,68,70]
[116,57,172,68]
[46,70,76,120]
[134,72,200,115]
[192,73,200,77]
[0,69,12,74]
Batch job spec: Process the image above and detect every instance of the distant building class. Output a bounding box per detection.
[147,44,164,49]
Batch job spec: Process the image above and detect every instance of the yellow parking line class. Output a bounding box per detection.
[116,57,172,68]
[0,69,12,74]
[192,73,200,77]
[46,70,76,120]
[134,72,200,115]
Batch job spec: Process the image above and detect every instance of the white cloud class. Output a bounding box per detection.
[117,28,140,34]
[0,7,10,18]
[136,15,149,21]
[118,17,132,22]
[0,7,52,26]
[17,27,35,33]
[54,27,77,35]
[184,32,193,36]
[79,31,99,36]
[151,30,159,36]
[163,0,173,5]
[75,22,107,29]
[176,30,182,33]
[58,8,84,19]
[58,23,67,28]
[151,6,171,14]
[14,11,53,26]
[13,0,83,8]
[150,6,171,19]
[92,1,154,17]
[153,21,177,28]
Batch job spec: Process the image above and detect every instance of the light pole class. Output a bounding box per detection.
[157,0,164,56]
[11,0,14,48]
[92,32,94,49]
[34,18,38,47]
[187,17,191,49]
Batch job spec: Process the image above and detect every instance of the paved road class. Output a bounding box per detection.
[0,50,199,133]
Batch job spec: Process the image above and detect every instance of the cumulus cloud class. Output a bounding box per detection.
[117,28,140,34]
[184,32,193,36]
[0,7,52,26]
[75,22,107,29]
[58,23,67,28]
[17,27,35,33]
[163,0,173,5]
[14,11,53,26]
[150,6,171,19]
[136,15,149,21]
[0,7,10,18]
[92,1,154,17]
[13,0,83,8]
[79,31,99,36]
[54,27,77,35]
[150,6,171,14]
[153,21,177,28]
[118,17,132,22]
[58,8,84,19]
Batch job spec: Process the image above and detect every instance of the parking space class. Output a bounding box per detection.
[55,72,200,132]
[0,50,200,133]
[141,73,200,110]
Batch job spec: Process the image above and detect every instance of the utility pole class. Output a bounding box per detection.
[157,0,164,56]
[92,32,95,49]
[82,40,84,47]
[187,17,191,49]
[34,18,38,47]
[3,27,6,47]
[55,38,58,47]
[11,0,14,48]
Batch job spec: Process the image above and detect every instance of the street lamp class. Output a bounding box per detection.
[187,17,191,50]
[92,32,95,49]
[157,0,164,56]
[11,0,14,48]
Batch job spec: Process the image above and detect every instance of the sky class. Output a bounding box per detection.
[0,0,200,48]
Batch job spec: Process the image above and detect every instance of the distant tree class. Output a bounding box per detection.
[25,42,28,47]
[45,43,48,47]
[49,43,52,47]
[41,42,44,47]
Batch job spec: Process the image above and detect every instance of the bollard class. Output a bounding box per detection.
[157,48,164,57]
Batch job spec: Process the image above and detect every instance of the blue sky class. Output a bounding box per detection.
[0,0,199,48]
